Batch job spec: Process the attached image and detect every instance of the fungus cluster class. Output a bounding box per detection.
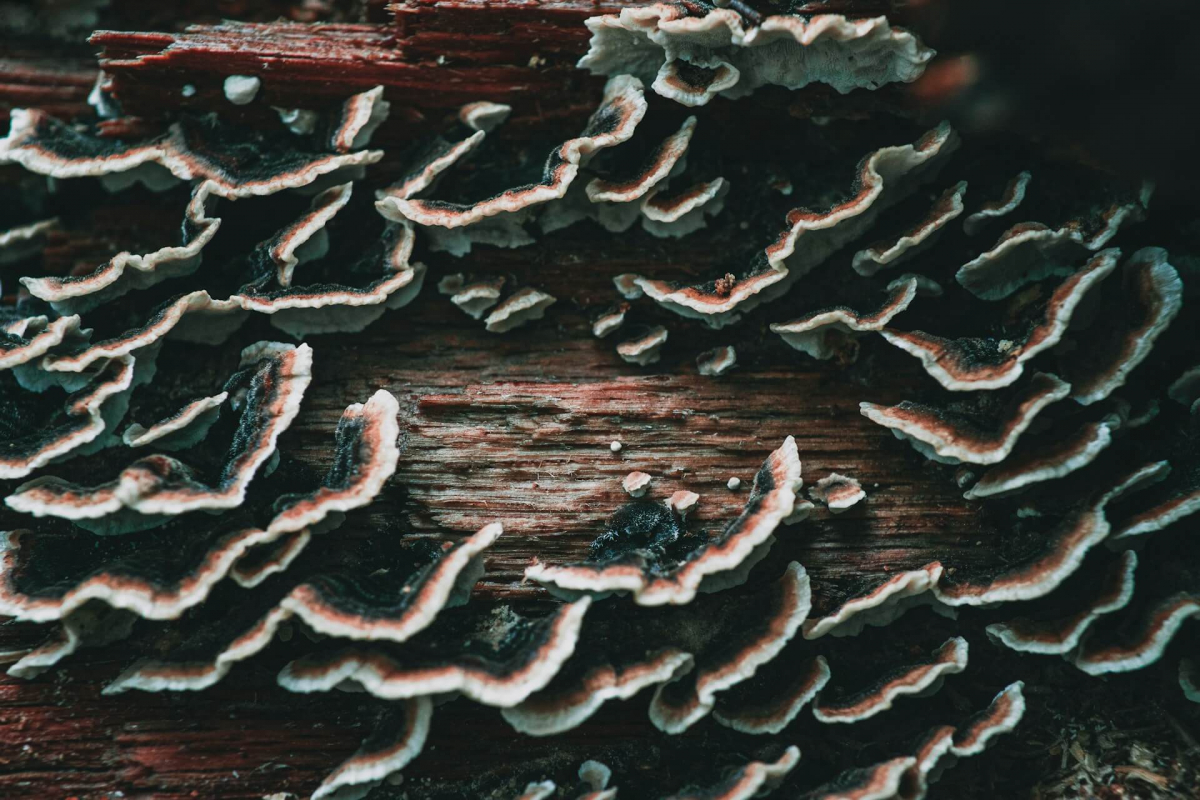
[2,1,1197,798]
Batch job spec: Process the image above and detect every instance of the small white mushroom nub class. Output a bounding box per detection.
[667,490,700,513]
[727,476,741,491]
[623,471,652,497]
[578,760,612,791]
[223,75,261,105]
[809,473,866,512]
[697,345,737,376]
[609,440,622,453]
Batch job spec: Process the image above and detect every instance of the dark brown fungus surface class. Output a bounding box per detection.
[0,88,385,197]
[962,171,1032,236]
[6,341,312,530]
[881,249,1119,391]
[0,390,397,623]
[440,273,506,321]
[860,372,1070,465]
[508,560,809,737]
[638,123,956,329]
[949,681,1026,757]
[812,637,968,724]
[20,181,223,314]
[1061,247,1183,405]
[651,59,741,108]
[851,181,967,276]
[766,123,958,272]
[592,302,629,339]
[0,353,136,479]
[962,419,1116,499]
[230,204,427,339]
[503,643,693,737]
[486,287,558,333]
[0,314,83,370]
[641,176,728,239]
[932,462,1163,606]
[374,100,509,206]
[1073,592,1200,675]
[265,182,353,288]
[986,550,1137,655]
[660,746,800,800]
[309,698,432,800]
[1070,527,1199,676]
[229,528,312,590]
[648,562,810,733]
[377,76,646,229]
[809,473,866,513]
[526,437,802,605]
[803,563,944,640]
[0,492,296,623]
[277,598,592,706]
[120,390,228,451]
[616,324,669,365]
[279,524,499,642]
[103,525,496,694]
[712,654,831,734]
[586,115,696,204]
[799,756,916,800]
[697,345,736,376]
[6,602,136,679]
[773,278,916,361]
[955,198,1145,301]
[896,726,956,800]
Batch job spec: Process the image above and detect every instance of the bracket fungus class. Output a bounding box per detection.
[622,470,653,497]
[962,171,1032,236]
[773,278,917,362]
[485,287,558,333]
[954,198,1146,301]
[811,637,968,724]
[803,563,946,640]
[648,561,810,733]
[808,473,866,513]
[616,325,669,365]
[278,598,592,706]
[986,550,1138,655]
[310,698,432,800]
[578,5,934,105]
[880,249,1119,391]
[586,115,696,204]
[102,524,499,694]
[851,181,967,276]
[377,75,647,230]
[0,88,386,197]
[635,123,958,329]
[7,341,312,530]
[439,273,506,320]
[1,353,136,479]
[526,437,802,605]
[860,372,1071,465]
[120,390,228,450]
